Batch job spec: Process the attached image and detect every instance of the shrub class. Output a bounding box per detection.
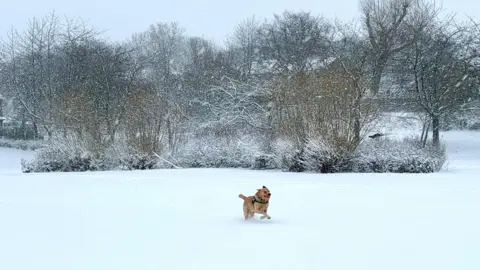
[273,137,351,173]
[301,138,350,173]
[346,137,446,173]
[22,153,103,173]
[251,154,277,170]
[170,134,260,169]
[273,138,305,172]
[103,137,160,170]
[19,130,446,174]
[21,134,104,173]
[469,122,480,131]
[22,137,161,173]
[272,136,445,173]
[117,152,157,170]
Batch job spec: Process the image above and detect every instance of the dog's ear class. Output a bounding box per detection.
[257,189,261,191]
[262,186,266,189]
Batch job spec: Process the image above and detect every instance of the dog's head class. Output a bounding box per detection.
[256,186,271,200]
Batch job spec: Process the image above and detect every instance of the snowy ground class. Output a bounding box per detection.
[0,147,34,173]
[1,131,479,270]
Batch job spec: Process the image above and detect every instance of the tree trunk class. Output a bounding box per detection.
[353,114,361,147]
[371,60,387,96]
[20,108,27,140]
[167,117,174,155]
[32,121,39,140]
[352,84,362,149]
[0,98,3,118]
[263,100,275,153]
[43,124,52,140]
[432,114,440,148]
[421,118,430,148]
[0,98,3,138]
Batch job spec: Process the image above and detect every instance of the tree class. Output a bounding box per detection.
[0,17,57,139]
[134,22,189,154]
[203,77,270,130]
[0,12,98,139]
[226,16,262,80]
[331,20,381,145]
[360,0,439,95]
[52,38,141,153]
[183,37,238,116]
[123,83,169,154]
[258,11,333,73]
[395,20,478,147]
[271,69,376,156]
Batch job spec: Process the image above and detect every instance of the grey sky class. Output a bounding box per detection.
[1,0,479,45]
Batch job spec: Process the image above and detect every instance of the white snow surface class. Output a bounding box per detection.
[0,147,34,173]
[1,131,479,270]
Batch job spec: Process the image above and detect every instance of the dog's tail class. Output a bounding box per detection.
[238,194,247,200]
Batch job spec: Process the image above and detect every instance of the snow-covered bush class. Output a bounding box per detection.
[22,134,103,173]
[22,133,163,173]
[273,137,350,173]
[272,135,445,173]
[346,137,446,173]
[273,138,304,172]
[0,138,46,151]
[301,138,350,173]
[103,137,159,170]
[169,134,261,169]
[19,122,445,174]
[470,122,480,130]
[252,154,277,170]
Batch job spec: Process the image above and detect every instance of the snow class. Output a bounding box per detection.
[442,131,480,173]
[1,131,479,270]
[0,147,34,173]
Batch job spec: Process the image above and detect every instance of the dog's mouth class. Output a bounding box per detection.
[265,193,271,199]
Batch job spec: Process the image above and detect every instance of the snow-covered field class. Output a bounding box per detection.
[1,130,479,270]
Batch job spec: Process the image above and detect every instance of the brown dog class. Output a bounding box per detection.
[238,186,271,220]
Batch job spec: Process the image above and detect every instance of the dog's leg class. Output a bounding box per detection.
[254,210,271,220]
[263,207,271,219]
[243,205,250,221]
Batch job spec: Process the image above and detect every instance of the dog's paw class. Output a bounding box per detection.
[267,216,271,219]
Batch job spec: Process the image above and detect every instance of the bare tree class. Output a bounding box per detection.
[122,83,169,154]
[0,16,56,139]
[395,19,478,147]
[203,77,270,131]
[331,20,381,145]
[0,12,100,140]
[135,22,189,154]
[271,71,360,156]
[268,22,381,159]
[53,39,141,152]
[258,11,333,73]
[360,0,440,95]
[226,16,262,80]
[183,36,239,117]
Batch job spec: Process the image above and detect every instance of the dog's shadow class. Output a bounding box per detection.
[234,217,280,225]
